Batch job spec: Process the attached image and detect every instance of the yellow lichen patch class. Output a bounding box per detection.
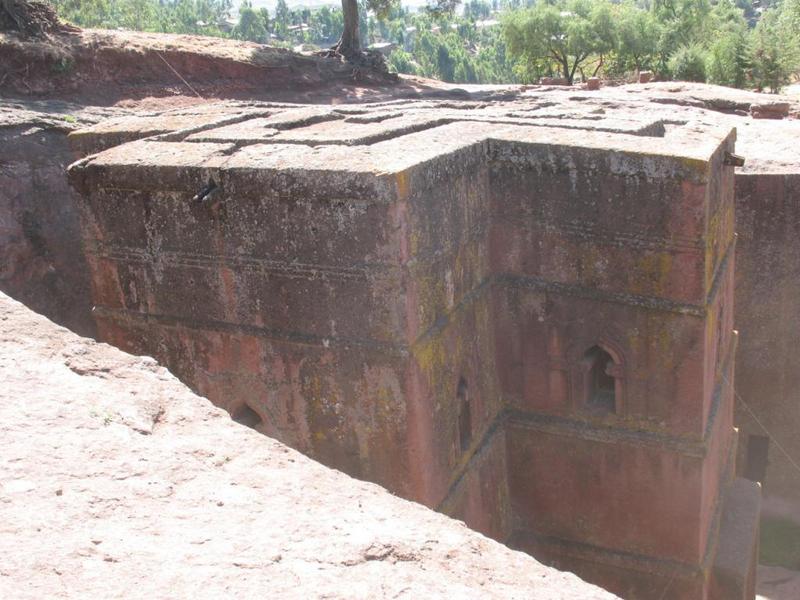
[678,156,710,179]
[572,244,605,286]
[395,170,410,201]
[635,251,673,296]
[704,203,734,294]
[704,209,721,292]
[411,330,450,383]
[409,228,421,257]
[414,266,447,332]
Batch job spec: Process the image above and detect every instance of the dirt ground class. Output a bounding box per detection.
[0,28,519,110]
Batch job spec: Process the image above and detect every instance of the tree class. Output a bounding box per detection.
[117,0,156,31]
[274,0,289,38]
[668,43,707,82]
[652,0,711,74]
[503,0,616,84]
[785,0,800,30]
[704,0,748,88]
[333,0,388,57]
[334,0,458,59]
[616,2,661,73]
[652,0,711,47]
[49,0,111,28]
[234,0,266,42]
[749,6,800,93]
[2,0,69,34]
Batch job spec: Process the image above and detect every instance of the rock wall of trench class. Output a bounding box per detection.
[0,101,124,337]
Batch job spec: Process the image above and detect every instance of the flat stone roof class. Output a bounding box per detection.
[68,98,737,202]
[68,83,800,177]
[0,292,617,599]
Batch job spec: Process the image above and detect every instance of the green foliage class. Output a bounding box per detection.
[502,0,616,84]
[387,48,417,74]
[274,0,289,37]
[51,0,233,35]
[52,0,111,28]
[749,5,800,92]
[463,0,492,20]
[705,0,749,87]
[382,11,516,83]
[233,1,266,42]
[308,6,342,45]
[365,0,397,20]
[615,2,661,73]
[651,0,711,74]
[47,0,800,90]
[653,0,711,48]
[668,43,708,82]
[786,0,800,29]
[707,32,747,87]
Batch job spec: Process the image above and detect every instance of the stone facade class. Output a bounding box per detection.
[67,99,761,599]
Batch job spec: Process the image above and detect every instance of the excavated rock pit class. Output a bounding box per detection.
[3,80,800,599]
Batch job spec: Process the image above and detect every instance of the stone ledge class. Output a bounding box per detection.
[0,292,616,599]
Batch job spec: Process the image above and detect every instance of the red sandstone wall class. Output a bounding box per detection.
[734,172,800,502]
[507,426,706,563]
[400,146,505,507]
[510,544,707,600]
[0,124,96,337]
[486,135,741,598]
[440,427,512,542]
[489,138,736,438]
[73,144,420,496]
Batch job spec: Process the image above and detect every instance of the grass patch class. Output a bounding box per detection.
[760,516,800,570]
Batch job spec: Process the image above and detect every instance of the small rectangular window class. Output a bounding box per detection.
[744,434,769,484]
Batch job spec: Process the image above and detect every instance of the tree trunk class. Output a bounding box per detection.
[335,0,361,58]
[592,55,604,77]
[559,57,570,83]
[1,0,24,31]
[0,0,67,36]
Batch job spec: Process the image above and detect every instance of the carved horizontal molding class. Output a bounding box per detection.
[507,409,708,457]
[492,214,705,253]
[94,306,408,354]
[510,529,702,580]
[499,273,707,316]
[85,243,393,280]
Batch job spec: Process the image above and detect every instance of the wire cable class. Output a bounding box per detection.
[154,51,204,99]
[722,373,800,478]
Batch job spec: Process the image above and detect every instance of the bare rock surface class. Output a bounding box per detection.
[0,98,125,130]
[0,292,616,599]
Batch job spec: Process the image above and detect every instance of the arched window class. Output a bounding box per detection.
[457,377,472,452]
[583,346,617,414]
